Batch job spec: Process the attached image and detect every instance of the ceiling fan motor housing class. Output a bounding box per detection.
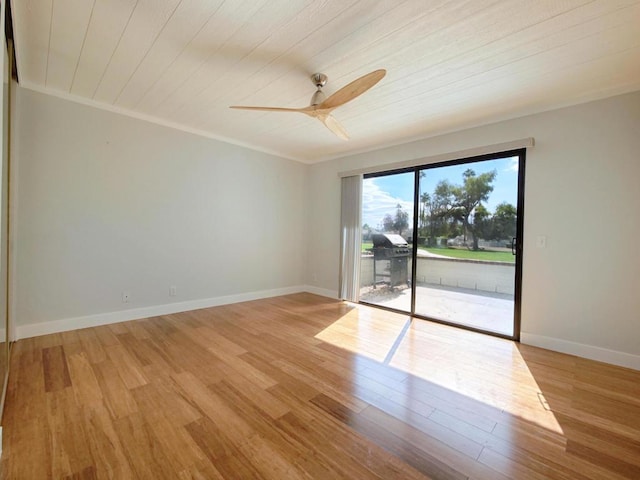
[310,73,328,106]
[310,89,326,106]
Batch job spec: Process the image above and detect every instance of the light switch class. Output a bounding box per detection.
[536,235,547,248]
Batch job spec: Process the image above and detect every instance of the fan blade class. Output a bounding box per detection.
[318,114,349,140]
[318,69,386,110]
[229,106,309,113]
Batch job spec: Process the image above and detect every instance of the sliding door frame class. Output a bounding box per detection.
[360,148,526,341]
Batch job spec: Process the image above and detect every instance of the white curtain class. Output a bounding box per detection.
[339,175,362,302]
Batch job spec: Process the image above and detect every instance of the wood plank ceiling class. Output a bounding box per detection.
[10,0,640,163]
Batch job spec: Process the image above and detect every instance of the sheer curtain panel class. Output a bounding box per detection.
[339,175,362,302]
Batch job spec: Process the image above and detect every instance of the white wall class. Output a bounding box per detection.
[14,87,308,335]
[12,84,640,368]
[307,91,640,368]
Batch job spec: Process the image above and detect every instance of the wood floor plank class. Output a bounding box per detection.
[208,347,278,391]
[66,350,103,406]
[114,332,153,368]
[3,347,47,425]
[211,381,337,478]
[42,345,73,392]
[241,350,321,403]
[60,329,82,346]
[123,318,153,340]
[81,401,134,479]
[112,412,176,480]
[3,293,640,479]
[92,325,121,348]
[1,417,52,479]
[239,433,313,480]
[63,465,98,479]
[107,321,130,336]
[148,376,203,427]
[170,371,255,444]
[90,359,139,420]
[566,440,640,479]
[129,384,207,473]
[137,337,184,378]
[104,343,148,389]
[45,389,94,478]
[76,328,108,364]
[161,334,227,386]
[272,358,369,413]
[185,416,236,463]
[554,412,640,467]
[34,332,64,351]
[478,447,559,480]
[177,459,226,480]
[275,409,418,480]
[355,404,473,479]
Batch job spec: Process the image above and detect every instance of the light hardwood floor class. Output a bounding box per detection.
[1,293,639,479]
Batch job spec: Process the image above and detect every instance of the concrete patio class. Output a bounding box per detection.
[359,284,514,336]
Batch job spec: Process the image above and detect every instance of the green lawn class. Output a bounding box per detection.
[361,242,514,262]
[424,247,515,263]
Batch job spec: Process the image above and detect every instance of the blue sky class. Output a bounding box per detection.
[362,156,519,230]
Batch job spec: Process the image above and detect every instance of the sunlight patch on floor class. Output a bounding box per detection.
[316,304,563,434]
[390,320,563,434]
[314,304,410,362]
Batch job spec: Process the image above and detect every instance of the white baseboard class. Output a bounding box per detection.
[17,289,639,372]
[520,332,640,371]
[302,285,338,299]
[16,285,318,340]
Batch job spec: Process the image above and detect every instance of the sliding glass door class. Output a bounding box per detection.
[414,155,521,336]
[359,150,525,340]
[359,171,415,313]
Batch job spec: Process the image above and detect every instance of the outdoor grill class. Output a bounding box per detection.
[371,233,411,288]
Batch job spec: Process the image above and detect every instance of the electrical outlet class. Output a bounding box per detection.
[122,291,130,303]
[170,286,177,297]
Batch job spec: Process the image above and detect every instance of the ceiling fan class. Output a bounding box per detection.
[230,69,386,140]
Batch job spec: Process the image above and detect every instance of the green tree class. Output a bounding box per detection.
[430,179,460,238]
[491,202,517,240]
[382,214,394,233]
[362,223,372,241]
[419,192,430,237]
[452,168,497,250]
[473,204,492,242]
[382,204,409,237]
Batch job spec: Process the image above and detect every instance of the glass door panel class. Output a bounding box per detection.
[359,171,415,313]
[415,156,519,336]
